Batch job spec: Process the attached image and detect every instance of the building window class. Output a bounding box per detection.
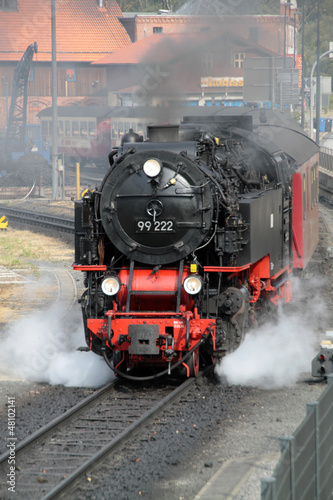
[0,0,17,10]
[234,53,245,68]
[153,27,163,33]
[202,53,214,71]
[249,28,258,43]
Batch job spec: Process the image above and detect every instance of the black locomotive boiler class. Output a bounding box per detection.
[73,108,319,380]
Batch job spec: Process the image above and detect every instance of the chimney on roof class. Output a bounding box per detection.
[98,0,103,7]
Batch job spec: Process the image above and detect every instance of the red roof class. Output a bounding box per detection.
[0,0,131,62]
[93,32,213,65]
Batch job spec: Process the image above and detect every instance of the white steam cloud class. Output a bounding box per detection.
[0,305,114,388]
[215,276,325,389]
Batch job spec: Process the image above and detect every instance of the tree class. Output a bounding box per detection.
[298,0,333,77]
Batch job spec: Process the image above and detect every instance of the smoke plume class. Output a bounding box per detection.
[0,305,114,388]
[215,276,325,389]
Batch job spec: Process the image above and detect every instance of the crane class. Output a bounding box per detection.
[1,42,49,169]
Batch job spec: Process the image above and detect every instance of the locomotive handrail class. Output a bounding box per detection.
[104,311,191,317]
[204,264,251,272]
[73,264,107,271]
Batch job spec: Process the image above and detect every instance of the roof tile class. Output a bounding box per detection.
[0,0,131,62]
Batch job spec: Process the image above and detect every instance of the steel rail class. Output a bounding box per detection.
[0,205,74,233]
[0,367,205,500]
[0,380,117,466]
[41,374,199,500]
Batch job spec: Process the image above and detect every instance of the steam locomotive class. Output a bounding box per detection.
[73,108,319,380]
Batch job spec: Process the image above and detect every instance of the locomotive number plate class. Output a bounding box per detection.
[136,219,174,233]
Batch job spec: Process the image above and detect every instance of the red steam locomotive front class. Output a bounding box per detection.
[73,109,319,380]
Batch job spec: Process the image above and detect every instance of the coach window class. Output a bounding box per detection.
[72,121,79,136]
[57,121,64,136]
[80,121,88,137]
[65,120,71,137]
[89,121,96,137]
[118,122,124,139]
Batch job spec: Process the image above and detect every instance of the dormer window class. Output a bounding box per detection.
[249,27,258,43]
[0,0,17,10]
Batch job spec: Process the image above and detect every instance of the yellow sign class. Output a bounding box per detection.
[201,77,243,88]
[0,215,8,229]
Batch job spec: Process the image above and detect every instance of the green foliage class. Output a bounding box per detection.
[117,0,185,12]
[298,0,333,77]
[329,94,333,110]
[117,0,279,14]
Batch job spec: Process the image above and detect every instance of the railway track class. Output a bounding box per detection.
[0,206,74,234]
[0,374,200,499]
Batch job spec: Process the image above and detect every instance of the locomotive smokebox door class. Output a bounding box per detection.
[128,325,160,355]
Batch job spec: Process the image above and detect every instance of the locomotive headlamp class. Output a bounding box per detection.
[143,158,162,178]
[183,275,202,295]
[101,276,120,296]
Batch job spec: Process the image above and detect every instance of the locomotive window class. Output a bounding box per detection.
[80,121,88,137]
[57,121,64,136]
[65,120,71,137]
[41,120,48,137]
[88,121,96,137]
[72,121,79,136]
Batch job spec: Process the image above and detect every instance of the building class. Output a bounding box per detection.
[0,0,300,129]
[93,30,282,107]
[95,0,299,108]
[0,0,131,129]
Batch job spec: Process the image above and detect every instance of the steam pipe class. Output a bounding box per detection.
[232,167,261,187]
